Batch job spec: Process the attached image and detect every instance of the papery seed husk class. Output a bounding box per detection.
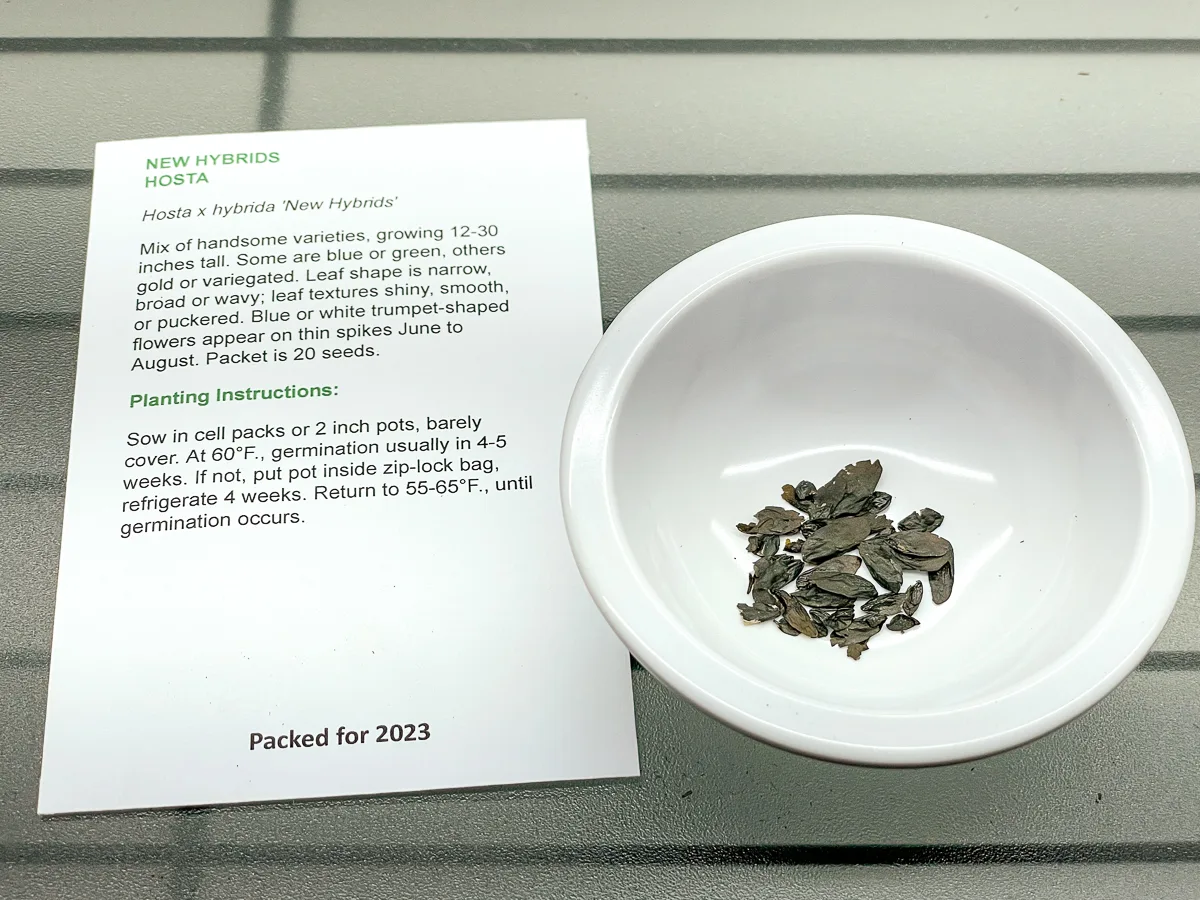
[737,602,779,623]
[780,484,807,511]
[846,642,869,660]
[737,505,806,536]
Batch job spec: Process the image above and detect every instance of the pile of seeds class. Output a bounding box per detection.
[736,459,954,660]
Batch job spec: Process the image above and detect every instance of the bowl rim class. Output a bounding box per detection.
[561,214,1195,766]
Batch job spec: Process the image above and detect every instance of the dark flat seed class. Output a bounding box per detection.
[737,461,953,656]
[809,607,853,634]
[751,586,783,612]
[801,516,873,564]
[899,552,953,573]
[902,580,924,615]
[898,508,944,532]
[807,460,881,520]
[752,554,803,591]
[800,593,859,610]
[797,555,862,585]
[829,460,884,519]
[807,471,848,521]
[862,593,905,616]
[830,616,885,646]
[746,533,780,557]
[887,530,952,558]
[810,572,878,600]
[814,555,863,576]
[800,519,825,537]
[859,539,904,593]
[784,603,821,638]
[792,584,858,609]
[930,557,955,604]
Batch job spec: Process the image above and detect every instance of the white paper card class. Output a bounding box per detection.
[38,120,639,815]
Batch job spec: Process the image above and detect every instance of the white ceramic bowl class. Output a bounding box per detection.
[562,215,1194,766]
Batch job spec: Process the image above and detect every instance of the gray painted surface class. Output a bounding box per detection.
[2,3,1197,896]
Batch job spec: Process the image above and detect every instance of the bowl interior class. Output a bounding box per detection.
[610,248,1146,716]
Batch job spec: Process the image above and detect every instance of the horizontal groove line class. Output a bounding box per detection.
[6,841,1200,865]
[1135,651,1200,672]
[5,312,1197,333]
[1112,315,1200,331]
[8,171,1200,190]
[5,37,1200,54]
[0,37,275,52]
[0,169,92,186]
[279,37,1200,54]
[0,472,66,495]
[631,651,1200,673]
[0,311,83,328]
[592,173,1200,189]
[0,650,50,669]
[1117,314,1200,331]
[1,650,1197,673]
